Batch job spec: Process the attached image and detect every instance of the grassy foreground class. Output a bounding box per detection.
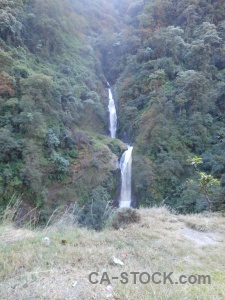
[0,207,225,300]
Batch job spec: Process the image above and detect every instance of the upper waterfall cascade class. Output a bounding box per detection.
[108,88,117,139]
[107,85,133,208]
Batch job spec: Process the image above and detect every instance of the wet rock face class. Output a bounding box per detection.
[110,153,120,170]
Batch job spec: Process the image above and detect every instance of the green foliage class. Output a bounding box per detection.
[188,156,221,211]
[18,111,47,138]
[46,129,60,149]
[1,0,225,216]
[102,0,225,213]
[132,156,155,205]
[50,152,70,173]
[63,148,78,160]
[0,0,114,215]
[0,160,23,208]
[187,156,203,167]
[0,129,22,162]
[20,73,54,112]
[0,49,13,71]
[198,172,220,188]
[78,186,113,231]
[0,4,22,44]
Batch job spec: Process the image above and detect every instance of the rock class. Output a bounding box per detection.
[42,237,51,246]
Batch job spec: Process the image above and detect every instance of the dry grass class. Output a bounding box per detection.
[0,225,36,244]
[0,206,225,299]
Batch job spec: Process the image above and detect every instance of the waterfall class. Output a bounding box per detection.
[119,145,133,208]
[108,88,117,138]
[107,83,133,208]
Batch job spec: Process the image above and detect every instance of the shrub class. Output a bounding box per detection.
[0,129,22,162]
[64,148,78,160]
[50,152,70,173]
[78,186,113,231]
[109,207,141,230]
[46,128,60,149]
[0,74,15,97]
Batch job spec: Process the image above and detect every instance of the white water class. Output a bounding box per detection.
[107,84,133,207]
[119,145,133,208]
[108,88,117,138]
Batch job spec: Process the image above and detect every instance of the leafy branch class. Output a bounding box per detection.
[187,156,220,211]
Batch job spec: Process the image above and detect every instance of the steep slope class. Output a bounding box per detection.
[96,0,225,212]
[0,0,126,220]
[1,0,225,217]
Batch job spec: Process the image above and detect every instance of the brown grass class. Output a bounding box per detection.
[0,206,225,299]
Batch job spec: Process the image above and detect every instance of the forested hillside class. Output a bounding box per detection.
[1,0,225,222]
[100,0,225,212]
[0,0,126,224]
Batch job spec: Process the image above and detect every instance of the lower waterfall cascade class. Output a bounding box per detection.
[119,145,133,208]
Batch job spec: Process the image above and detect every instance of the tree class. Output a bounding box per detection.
[0,49,13,71]
[184,22,221,71]
[0,6,22,44]
[149,69,166,93]
[0,73,14,98]
[0,128,22,162]
[193,22,221,47]
[187,156,220,211]
[175,70,209,112]
[46,129,60,149]
[148,26,185,62]
[127,1,142,18]
[197,172,220,211]
[50,151,70,174]
[78,186,113,231]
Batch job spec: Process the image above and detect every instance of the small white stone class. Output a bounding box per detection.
[42,237,51,246]
[72,281,78,287]
[113,256,124,266]
[106,285,113,292]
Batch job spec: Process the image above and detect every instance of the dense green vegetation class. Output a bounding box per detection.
[0,0,225,219]
[100,0,225,212]
[0,0,124,220]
